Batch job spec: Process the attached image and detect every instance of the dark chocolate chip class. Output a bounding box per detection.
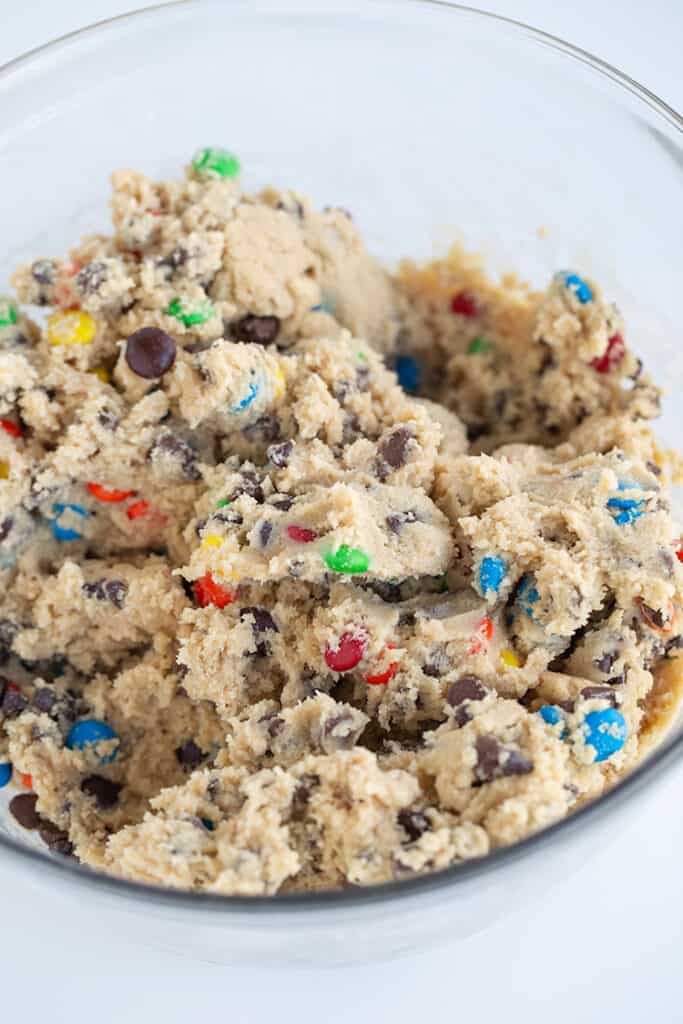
[474,735,533,784]
[267,441,294,468]
[33,688,57,713]
[31,259,56,285]
[380,428,412,470]
[356,365,370,392]
[364,580,403,604]
[126,327,177,379]
[637,599,671,631]
[271,496,293,512]
[397,809,431,842]
[386,510,419,535]
[646,460,661,477]
[259,709,284,739]
[322,711,360,751]
[76,260,107,294]
[242,415,281,444]
[212,508,243,526]
[233,315,280,346]
[0,620,19,649]
[97,408,119,431]
[2,687,27,718]
[466,422,486,443]
[447,675,488,707]
[80,774,122,809]
[666,635,683,654]
[232,471,264,504]
[175,740,204,767]
[240,607,278,633]
[9,793,41,830]
[104,579,127,609]
[166,246,188,269]
[258,520,273,547]
[38,820,74,856]
[332,380,353,404]
[580,685,618,707]
[0,517,13,542]
[593,651,617,674]
[149,432,200,480]
[290,772,320,820]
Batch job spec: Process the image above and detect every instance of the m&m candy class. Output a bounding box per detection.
[87,483,136,503]
[395,355,421,395]
[0,299,18,327]
[516,575,540,619]
[591,333,625,374]
[48,310,97,346]
[323,545,370,575]
[450,291,478,318]
[0,763,11,787]
[467,337,493,355]
[66,719,119,763]
[230,379,260,413]
[49,502,90,541]
[582,707,628,762]
[194,572,235,609]
[478,555,507,597]
[557,271,593,304]
[166,297,214,327]
[365,645,399,686]
[324,631,367,672]
[538,705,568,738]
[287,525,317,544]
[607,481,646,526]
[191,147,240,179]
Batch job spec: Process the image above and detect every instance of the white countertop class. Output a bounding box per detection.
[2,2,682,1019]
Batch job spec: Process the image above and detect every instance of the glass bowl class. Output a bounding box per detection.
[0,0,682,965]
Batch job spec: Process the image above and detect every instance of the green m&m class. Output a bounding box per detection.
[191,147,240,179]
[323,545,370,575]
[166,297,215,327]
[0,299,18,328]
[467,336,494,355]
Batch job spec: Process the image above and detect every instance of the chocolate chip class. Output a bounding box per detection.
[2,687,27,718]
[242,415,281,444]
[38,820,74,856]
[104,580,127,608]
[271,496,293,512]
[474,735,533,784]
[232,471,264,504]
[76,260,107,294]
[290,772,320,820]
[365,580,403,603]
[212,508,243,526]
[0,621,19,650]
[380,428,412,470]
[646,460,661,477]
[0,517,13,542]
[175,740,204,767]
[637,599,671,631]
[386,510,419,535]
[233,315,281,346]
[593,651,617,674]
[666,635,683,654]
[397,809,431,842]
[466,422,486,443]
[332,380,353,404]
[31,259,56,285]
[258,520,273,547]
[240,607,278,633]
[659,549,675,576]
[166,246,188,269]
[356,365,370,392]
[580,685,618,707]
[258,709,285,739]
[126,327,177,378]
[322,711,361,751]
[149,432,200,480]
[267,441,294,468]
[537,343,557,375]
[9,793,41,829]
[447,675,488,725]
[97,408,119,431]
[33,688,56,713]
[241,606,278,656]
[80,774,122,809]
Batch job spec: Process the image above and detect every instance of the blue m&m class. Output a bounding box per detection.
[66,719,119,763]
[583,707,627,762]
[0,763,12,787]
[558,271,593,304]
[230,378,259,413]
[538,705,569,737]
[478,555,507,597]
[517,575,540,619]
[396,355,421,395]
[50,502,90,541]
[607,481,646,526]
[310,295,337,316]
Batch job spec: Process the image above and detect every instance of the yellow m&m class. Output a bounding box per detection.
[0,461,9,480]
[500,648,521,669]
[48,310,97,346]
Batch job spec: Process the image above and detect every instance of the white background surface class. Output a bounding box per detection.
[2,1,682,1018]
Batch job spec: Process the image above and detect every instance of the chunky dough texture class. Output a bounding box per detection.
[0,161,681,893]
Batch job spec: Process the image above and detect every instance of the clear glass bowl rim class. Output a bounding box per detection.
[0,0,681,915]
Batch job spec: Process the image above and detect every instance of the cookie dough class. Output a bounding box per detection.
[1,152,681,893]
